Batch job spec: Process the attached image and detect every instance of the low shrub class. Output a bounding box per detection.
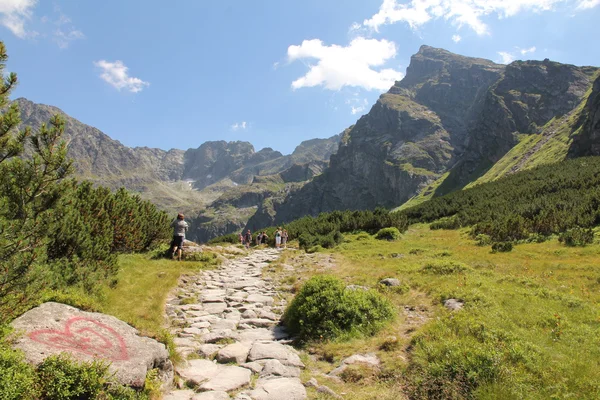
[421,260,470,275]
[0,337,38,400]
[430,215,461,230]
[558,227,595,247]
[355,232,372,241]
[475,234,492,246]
[283,276,394,341]
[35,354,147,400]
[299,231,343,250]
[409,248,426,255]
[207,233,239,245]
[491,242,513,253]
[184,251,218,263]
[375,227,401,241]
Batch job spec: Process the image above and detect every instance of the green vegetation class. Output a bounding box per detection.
[375,227,401,241]
[400,156,600,244]
[296,226,600,399]
[211,208,409,250]
[283,275,394,341]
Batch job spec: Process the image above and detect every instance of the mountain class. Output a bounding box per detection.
[246,46,598,228]
[13,97,339,240]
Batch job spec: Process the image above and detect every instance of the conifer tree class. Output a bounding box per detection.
[0,42,73,322]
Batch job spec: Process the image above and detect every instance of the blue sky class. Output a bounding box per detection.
[2,0,599,155]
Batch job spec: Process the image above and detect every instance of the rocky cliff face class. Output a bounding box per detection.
[247,46,598,228]
[569,75,600,157]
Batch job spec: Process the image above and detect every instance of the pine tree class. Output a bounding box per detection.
[0,42,73,322]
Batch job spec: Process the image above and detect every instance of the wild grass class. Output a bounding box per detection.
[97,253,215,338]
[294,225,600,399]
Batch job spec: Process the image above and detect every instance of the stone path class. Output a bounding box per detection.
[164,249,307,400]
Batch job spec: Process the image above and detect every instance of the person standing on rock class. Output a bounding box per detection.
[275,227,282,249]
[244,229,252,249]
[170,213,189,261]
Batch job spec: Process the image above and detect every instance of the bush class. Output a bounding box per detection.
[207,233,239,245]
[0,339,38,400]
[491,242,513,253]
[421,260,470,275]
[283,276,394,341]
[559,227,595,247]
[475,234,492,246]
[430,215,461,230]
[36,354,146,400]
[375,227,401,241]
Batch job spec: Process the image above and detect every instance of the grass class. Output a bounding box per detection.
[283,225,600,399]
[97,253,216,338]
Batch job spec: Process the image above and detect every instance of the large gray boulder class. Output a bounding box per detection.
[10,302,172,388]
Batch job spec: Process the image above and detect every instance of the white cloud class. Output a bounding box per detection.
[54,28,84,49]
[351,105,366,115]
[497,51,516,64]
[363,0,596,35]
[94,60,150,93]
[578,0,600,8]
[287,37,404,91]
[452,34,462,43]
[0,0,37,38]
[520,46,536,55]
[231,121,247,131]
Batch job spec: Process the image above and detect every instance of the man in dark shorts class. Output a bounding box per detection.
[170,213,189,261]
[244,230,252,249]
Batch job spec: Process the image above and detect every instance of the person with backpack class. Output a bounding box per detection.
[275,227,282,249]
[256,231,263,246]
[244,229,252,249]
[169,213,188,261]
[282,229,289,248]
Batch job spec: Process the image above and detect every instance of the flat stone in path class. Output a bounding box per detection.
[248,342,305,368]
[216,342,251,364]
[163,389,196,400]
[244,377,307,400]
[199,365,251,392]
[10,302,172,388]
[192,392,230,400]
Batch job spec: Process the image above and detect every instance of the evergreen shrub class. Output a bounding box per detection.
[421,260,470,275]
[283,275,394,341]
[558,227,595,247]
[491,242,513,253]
[375,227,401,241]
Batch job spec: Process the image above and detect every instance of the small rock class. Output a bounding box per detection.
[317,385,341,399]
[200,365,251,392]
[444,298,464,311]
[304,378,318,387]
[379,278,401,287]
[197,344,222,358]
[192,391,230,400]
[164,389,195,400]
[248,343,304,368]
[345,285,369,291]
[241,361,264,374]
[246,377,307,400]
[261,359,301,378]
[242,310,258,319]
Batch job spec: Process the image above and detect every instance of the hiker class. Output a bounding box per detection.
[239,232,244,245]
[256,231,263,246]
[261,231,269,245]
[244,229,252,249]
[282,229,289,248]
[275,227,282,249]
[169,213,188,261]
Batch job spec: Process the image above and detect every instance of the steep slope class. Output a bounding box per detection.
[247,46,598,229]
[568,74,600,157]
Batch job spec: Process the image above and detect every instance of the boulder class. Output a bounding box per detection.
[216,342,251,364]
[9,302,172,388]
[379,278,401,287]
[444,298,464,311]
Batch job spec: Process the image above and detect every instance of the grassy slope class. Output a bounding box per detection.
[286,226,600,399]
[97,254,215,338]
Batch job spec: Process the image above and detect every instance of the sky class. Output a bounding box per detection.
[1,0,599,155]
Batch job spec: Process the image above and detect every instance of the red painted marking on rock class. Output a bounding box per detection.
[28,316,129,361]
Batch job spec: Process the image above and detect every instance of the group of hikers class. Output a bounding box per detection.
[167,213,289,261]
[240,227,288,249]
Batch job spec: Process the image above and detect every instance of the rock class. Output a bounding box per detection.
[216,342,251,364]
[261,359,301,378]
[379,278,401,287]
[240,318,278,328]
[444,298,464,311]
[242,310,258,319]
[204,303,228,314]
[317,385,341,398]
[10,302,172,388]
[200,365,251,392]
[329,353,380,376]
[241,361,264,374]
[197,344,222,358]
[202,329,235,343]
[248,343,304,368]
[246,377,307,400]
[164,389,195,400]
[192,392,230,400]
[178,359,221,386]
[246,294,274,305]
[304,378,318,387]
